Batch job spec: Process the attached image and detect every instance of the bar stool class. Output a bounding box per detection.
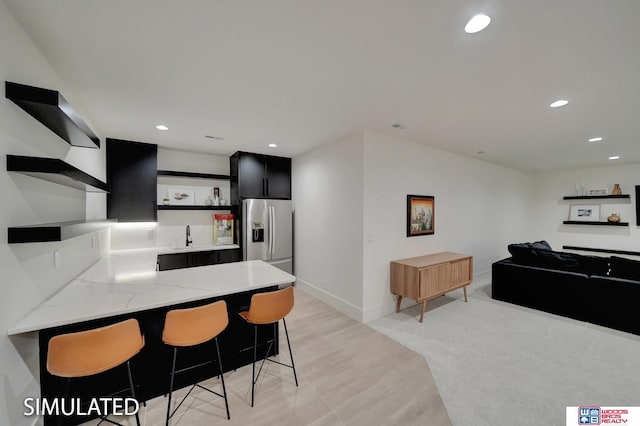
[46,318,144,426]
[238,286,298,407]
[162,300,230,424]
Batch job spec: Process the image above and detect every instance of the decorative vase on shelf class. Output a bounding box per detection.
[162,198,170,206]
[607,213,621,223]
[612,184,622,195]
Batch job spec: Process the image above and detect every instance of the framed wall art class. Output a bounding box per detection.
[569,205,600,221]
[407,195,435,237]
[168,187,195,206]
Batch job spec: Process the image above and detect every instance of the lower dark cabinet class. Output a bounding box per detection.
[157,249,241,271]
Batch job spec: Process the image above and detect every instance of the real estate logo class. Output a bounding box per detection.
[578,406,600,425]
[568,406,640,425]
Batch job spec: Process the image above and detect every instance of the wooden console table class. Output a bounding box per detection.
[390,252,473,322]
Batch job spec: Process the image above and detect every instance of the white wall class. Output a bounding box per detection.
[361,131,533,320]
[110,148,232,250]
[292,132,365,320]
[0,3,107,425]
[531,164,640,256]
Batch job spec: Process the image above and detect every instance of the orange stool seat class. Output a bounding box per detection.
[238,286,298,407]
[47,318,144,426]
[162,300,230,423]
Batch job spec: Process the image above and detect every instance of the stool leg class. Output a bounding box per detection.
[251,325,257,407]
[125,360,141,426]
[214,337,230,420]
[282,318,298,386]
[166,347,177,426]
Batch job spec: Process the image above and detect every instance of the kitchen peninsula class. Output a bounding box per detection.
[8,249,296,425]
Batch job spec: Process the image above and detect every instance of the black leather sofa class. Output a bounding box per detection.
[492,241,640,336]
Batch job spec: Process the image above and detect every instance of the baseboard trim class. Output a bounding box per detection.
[295,278,364,322]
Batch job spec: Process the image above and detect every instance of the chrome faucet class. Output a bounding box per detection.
[186,225,192,247]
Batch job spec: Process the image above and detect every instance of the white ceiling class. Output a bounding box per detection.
[5,0,640,172]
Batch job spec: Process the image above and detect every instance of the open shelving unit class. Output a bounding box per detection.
[5,81,100,149]
[8,219,115,244]
[562,221,629,226]
[562,194,630,201]
[7,154,108,192]
[157,205,235,211]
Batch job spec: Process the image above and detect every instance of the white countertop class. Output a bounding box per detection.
[8,248,295,335]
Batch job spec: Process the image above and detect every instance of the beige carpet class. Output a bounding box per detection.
[369,279,640,426]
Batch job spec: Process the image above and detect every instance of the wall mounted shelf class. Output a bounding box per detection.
[157,170,230,180]
[562,221,629,226]
[7,155,108,193]
[8,219,115,244]
[5,81,100,148]
[157,205,234,211]
[563,194,630,200]
[562,245,640,256]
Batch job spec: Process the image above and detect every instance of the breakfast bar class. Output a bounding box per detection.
[9,248,296,425]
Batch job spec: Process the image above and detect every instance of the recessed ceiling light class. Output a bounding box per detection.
[588,137,603,142]
[391,123,405,129]
[268,143,277,148]
[609,156,620,160]
[477,151,485,154]
[205,135,224,140]
[156,125,168,131]
[465,14,491,33]
[550,100,569,108]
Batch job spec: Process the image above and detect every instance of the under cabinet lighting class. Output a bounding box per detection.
[588,137,603,142]
[465,14,491,33]
[550,100,569,108]
[156,125,168,131]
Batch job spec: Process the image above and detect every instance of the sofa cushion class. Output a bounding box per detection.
[577,255,610,277]
[507,241,552,265]
[534,249,582,272]
[609,256,640,281]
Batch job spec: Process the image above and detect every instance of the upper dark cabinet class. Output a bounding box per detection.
[230,151,291,202]
[5,81,100,149]
[107,138,158,222]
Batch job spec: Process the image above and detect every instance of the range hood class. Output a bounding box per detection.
[5,81,100,149]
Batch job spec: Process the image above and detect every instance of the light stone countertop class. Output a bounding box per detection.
[8,247,295,335]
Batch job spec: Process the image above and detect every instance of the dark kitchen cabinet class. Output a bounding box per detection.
[157,248,241,271]
[107,138,158,222]
[230,151,291,203]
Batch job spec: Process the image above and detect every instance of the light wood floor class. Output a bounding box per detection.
[83,287,451,425]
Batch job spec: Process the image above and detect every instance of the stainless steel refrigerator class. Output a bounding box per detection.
[242,199,293,273]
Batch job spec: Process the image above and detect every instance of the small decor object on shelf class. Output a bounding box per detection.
[162,197,170,205]
[213,214,234,245]
[205,196,213,206]
[612,183,622,195]
[607,213,621,223]
[407,195,435,237]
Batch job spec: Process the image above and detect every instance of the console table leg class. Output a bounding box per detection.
[395,295,402,313]
[419,301,426,323]
[463,286,468,302]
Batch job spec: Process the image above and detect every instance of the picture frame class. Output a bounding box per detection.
[587,188,607,196]
[407,195,435,237]
[167,187,195,206]
[569,205,600,221]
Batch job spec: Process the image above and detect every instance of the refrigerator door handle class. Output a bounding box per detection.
[270,205,276,254]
